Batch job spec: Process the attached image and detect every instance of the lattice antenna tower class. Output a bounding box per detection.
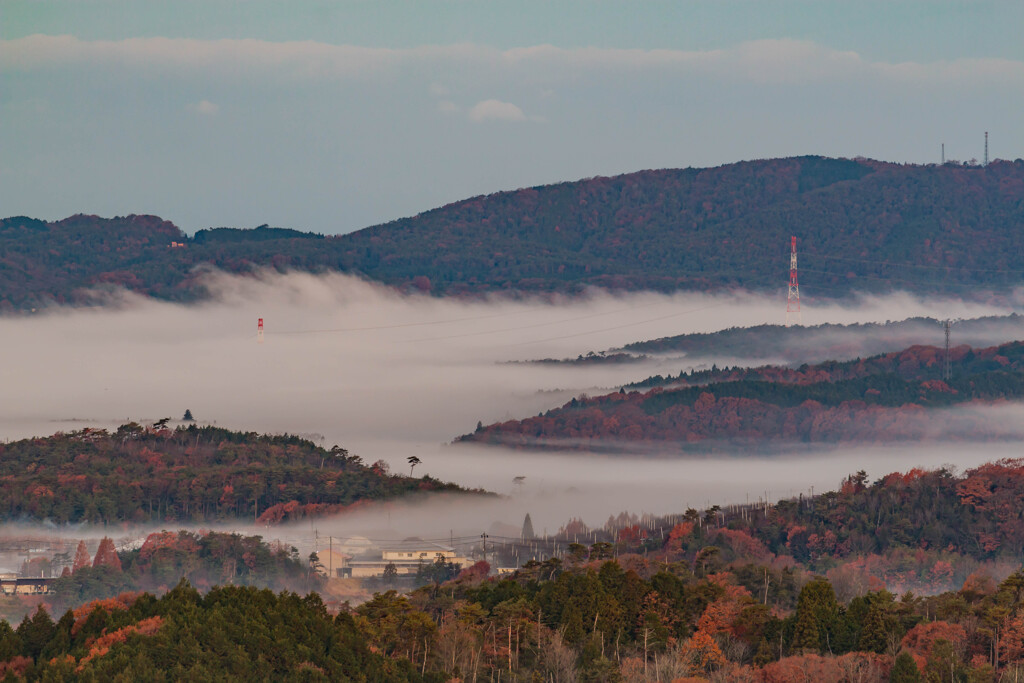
[786,236,801,326]
[257,317,264,344]
[984,132,989,166]
[943,319,951,381]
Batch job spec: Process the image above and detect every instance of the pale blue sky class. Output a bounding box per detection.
[2,1,1022,233]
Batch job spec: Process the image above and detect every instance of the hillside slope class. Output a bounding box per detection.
[459,340,1024,450]
[4,156,1024,308]
[0,425,474,524]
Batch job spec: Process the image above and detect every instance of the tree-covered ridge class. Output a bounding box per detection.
[460,341,1024,448]
[630,336,1024,390]
[0,425,472,524]
[620,314,1024,364]
[4,156,1024,309]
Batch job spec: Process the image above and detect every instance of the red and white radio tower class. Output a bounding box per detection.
[786,236,801,326]
[257,317,264,344]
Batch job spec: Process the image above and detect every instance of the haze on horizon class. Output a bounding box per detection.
[2,1,1023,234]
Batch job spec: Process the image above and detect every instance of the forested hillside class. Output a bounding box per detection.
[619,314,1024,365]
[11,462,1024,681]
[461,340,1024,449]
[0,583,428,681]
[4,156,1024,309]
[0,425,473,524]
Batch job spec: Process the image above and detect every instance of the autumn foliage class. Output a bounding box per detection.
[0,425,472,524]
[462,340,1024,448]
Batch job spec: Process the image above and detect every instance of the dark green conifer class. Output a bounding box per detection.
[890,651,921,682]
[17,606,55,660]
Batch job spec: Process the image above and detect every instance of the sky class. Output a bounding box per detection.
[2,1,1023,235]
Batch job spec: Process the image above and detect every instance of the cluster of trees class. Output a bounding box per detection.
[463,341,1024,448]
[42,531,323,618]
[608,461,1024,588]
[3,462,1024,679]
[6,157,1024,308]
[0,425,472,524]
[342,557,1024,682]
[0,582,427,681]
[12,554,1024,680]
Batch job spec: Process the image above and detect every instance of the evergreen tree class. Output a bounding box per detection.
[858,603,890,654]
[17,607,55,661]
[522,513,536,540]
[890,652,921,682]
[791,577,841,654]
[0,620,21,662]
[753,637,775,667]
[39,611,74,662]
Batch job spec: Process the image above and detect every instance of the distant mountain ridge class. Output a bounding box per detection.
[4,156,1024,309]
[458,340,1024,450]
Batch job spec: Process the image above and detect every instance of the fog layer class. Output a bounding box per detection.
[1,271,1021,538]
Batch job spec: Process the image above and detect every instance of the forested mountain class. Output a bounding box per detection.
[0,426,473,524]
[4,156,1024,309]
[460,340,1024,449]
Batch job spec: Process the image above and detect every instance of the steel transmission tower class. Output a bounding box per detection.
[786,236,801,326]
[944,319,952,381]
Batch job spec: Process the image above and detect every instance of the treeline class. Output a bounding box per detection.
[621,314,1024,365]
[6,463,1024,679]
[6,157,1024,308]
[0,425,472,524]
[462,341,1024,448]
[42,531,322,618]
[0,582,428,681]
[619,461,1024,584]
[13,551,1024,680]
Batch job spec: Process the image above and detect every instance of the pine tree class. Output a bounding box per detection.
[890,651,921,682]
[17,607,55,661]
[753,637,775,667]
[792,577,840,654]
[39,611,73,662]
[792,605,822,654]
[858,603,889,654]
[0,620,21,661]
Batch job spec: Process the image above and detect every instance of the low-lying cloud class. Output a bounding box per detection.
[2,271,1023,538]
